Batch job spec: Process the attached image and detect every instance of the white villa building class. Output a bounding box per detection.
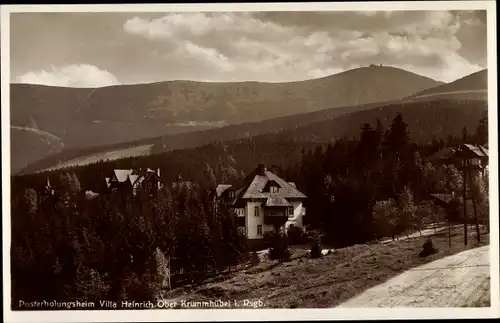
[216,164,307,248]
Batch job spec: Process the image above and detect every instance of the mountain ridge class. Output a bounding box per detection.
[11,65,443,173]
[412,69,487,98]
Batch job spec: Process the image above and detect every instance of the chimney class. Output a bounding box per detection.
[257,164,266,175]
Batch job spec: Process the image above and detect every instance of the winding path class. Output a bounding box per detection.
[337,245,490,307]
[10,126,64,145]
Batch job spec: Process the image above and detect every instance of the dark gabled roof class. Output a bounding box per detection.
[430,193,472,205]
[218,165,306,206]
[108,168,162,187]
[462,144,488,158]
[430,144,489,161]
[430,193,455,203]
[430,147,456,161]
[242,170,306,199]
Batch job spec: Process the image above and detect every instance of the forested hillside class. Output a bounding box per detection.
[10,110,489,307]
[19,98,486,175]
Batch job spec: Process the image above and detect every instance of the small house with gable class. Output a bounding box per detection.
[104,168,162,195]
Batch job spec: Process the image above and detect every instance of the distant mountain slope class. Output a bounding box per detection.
[411,69,487,98]
[19,99,487,194]
[11,65,441,172]
[10,127,65,173]
[20,98,486,175]
[16,99,391,174]
[281,99,487,144]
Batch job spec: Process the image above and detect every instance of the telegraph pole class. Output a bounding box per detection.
[462,157,468,246]
[468,159,481,243]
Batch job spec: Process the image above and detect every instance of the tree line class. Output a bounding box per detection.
[11,176,248,308]
[283,112,488,247]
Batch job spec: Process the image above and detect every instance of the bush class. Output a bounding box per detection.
[310,233,322,259]
[419,238,438,258]
[250,251,260,266]
[447,198,463,223]
[287,224,307,245]
[267,232,292,262]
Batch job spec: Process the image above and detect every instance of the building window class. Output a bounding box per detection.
[288,207,293,216]
[238,227,246,235]
[270,186,279,193]
[228,191,234,199]
[257,225,263,236]
[255,206,260,217]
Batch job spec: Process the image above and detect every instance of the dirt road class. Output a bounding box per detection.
[337,245,490,307]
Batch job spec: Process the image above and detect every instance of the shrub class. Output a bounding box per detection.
[310,233,323,259]
[74,265,111,302]
[250,251,260,266]
[267,232,292,262]
[287,224,307,245]
[419,238,438,257]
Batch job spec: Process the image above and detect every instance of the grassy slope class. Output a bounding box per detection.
[161,227,489,308]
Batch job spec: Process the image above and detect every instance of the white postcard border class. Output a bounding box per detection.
[2,2,498,322]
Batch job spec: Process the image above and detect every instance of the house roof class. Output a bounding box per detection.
[429,193,472,205]
[462,144,488,158]
[430,193,455,203]
[218,165,306,206]
[265,195,293,207]
[113,169,134,182]
[430,144,489,161]
[430,147,457,161]
[242,170,306,199]
[109,168,161,186]
[85,190,100,200]
[129,174,142,185]
[216,184,232,197]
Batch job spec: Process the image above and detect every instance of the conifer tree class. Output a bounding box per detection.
[473,112,488,146]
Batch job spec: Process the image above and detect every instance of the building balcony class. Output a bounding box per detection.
[264,214,287,226]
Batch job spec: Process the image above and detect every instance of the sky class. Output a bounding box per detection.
[10,10,488,87]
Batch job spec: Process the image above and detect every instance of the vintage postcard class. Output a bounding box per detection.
[1,1,499,322]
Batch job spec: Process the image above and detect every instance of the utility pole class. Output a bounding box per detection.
[462,157,468,246]
[167,255,171,291]
[469,161,481,243]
